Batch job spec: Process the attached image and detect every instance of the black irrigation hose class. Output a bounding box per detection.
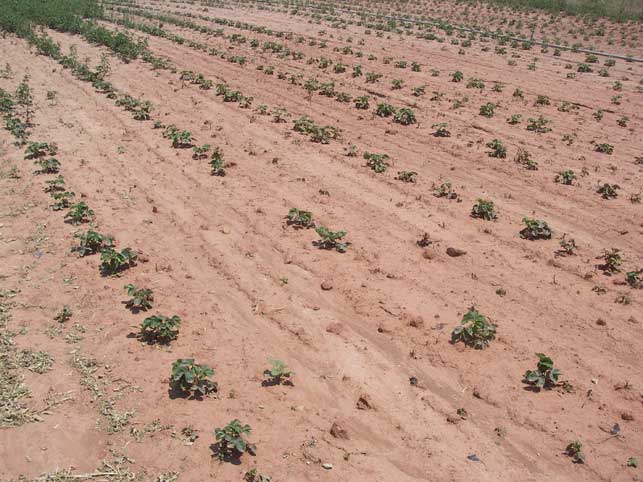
[222,0,643,62]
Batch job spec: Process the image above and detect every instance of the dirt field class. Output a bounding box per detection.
[0,1,641,481]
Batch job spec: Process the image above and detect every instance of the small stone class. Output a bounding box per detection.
[220,225,231,234]
[596,318,606,326]
[446,247,467,257]
[321,281,333,291]
[356,394,374,410]
[330,422,349,439]
[322,463,333,470]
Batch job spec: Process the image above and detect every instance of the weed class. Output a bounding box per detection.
[471,199,497,220]
[141,315,180,343]
[315,226,348,253]
[524,353,561,390]
[451,309,496,349]
[520,218,552,240]
[171,359,216,396]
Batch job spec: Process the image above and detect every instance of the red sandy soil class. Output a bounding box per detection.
[0,2,641,481]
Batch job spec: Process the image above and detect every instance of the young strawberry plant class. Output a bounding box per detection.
[375,103,396,117]
[432,123,451,137]
[626,270,642,289]
[35,158,61,174]
[451,309,496,349]
[520,218,552,240]
[479,102,496,117]
[315,226,348,253]
[51,191,75,211]
[558,235,577,256]
[140,315,180,343]
[286,208,314,228]
[264,359,293,385]
[64,202,94,225]
[393,108,416,125]
[595,143,614,154]
[192,144,211,160]
[24,141,57,160]
[514,148,538,170]
[73,231,114,257]
[600,248,622,273]
[396,171,417,183]
[433,181,458,200]
[597,183,619,199]
[171,359,216,396]
[565,441,585,464]
[210,148,226,176]
[124,284,154,312]
[451,70,463,82]
[486,139,507,158]
[471,199,497,220]
[54,306,73,323]
[44,175,66,192]
[524,353,561,390]
[527,116,552,133]
[555,170,576,185]
[354,95,370,110]
[100,248,137,275]
[363,152,390,173]
[214,419,255,461]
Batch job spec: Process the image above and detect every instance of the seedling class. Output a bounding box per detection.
[100,248,137,275]
[565,441,585,464]
[214,419,255,460]
[124,284,154,311]
[558,235,577,256]
[486,139,507,158]
[471,199,497,220]
[171,359,216,396]
[286,208,314,228]
[396,171,417,183]
[315,226,348,253]
[524,353,561,389]
[600,248,622,273]
[393,108,416,125]
[432,123,451,137]
[73,230,114,257]
[363,152,390,173]
[433,181,458,200]
[140,315,180,343]
[555,170,576,185]
[597,183,619,199]
[264,359,292,385]
[520,218,552,240]
[64,202,94,225]
[451,309,496,349]
[35,158,61,174]
[54,306,72,323]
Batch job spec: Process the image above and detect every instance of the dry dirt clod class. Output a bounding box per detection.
[325,322,343,335]
[446,247,467,257]
[330,422,349,439]
[356,394,374,410]
[621,411,634,421]
[321,281,333,291]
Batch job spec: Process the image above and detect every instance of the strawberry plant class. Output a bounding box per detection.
[467,78,485,89]
[566,441,585,464]
[597,183,619,199]
[451,309,496,349]
[363,152,390,173]
[433,181,458,200]
[25,141,57,160]
[524,353,561,390]
[365,72,382,83]
[514,148,538,170]
[555,170,576,185]
[51,191,75,210]
[626,270,642,289]
[264,359,292,385]
[595,143,613,154]
[412,86,426,97]
[391,78,404,90]
[171,359,216,396]
[354,95,369,110]
[214,419,255,460]
[54,306,73,323]
[479,102,496,117]
[432,123,451,137]
[64,202,94,225]
[171,130,193,148]
[486,139,507,158]
[141,315,180,343]
[396,171,417,183]
[244,469,271,482]
[210,148,226,176]
[558,235,577,256]
[192,144,211,160]
[600,248,622,273]
[376,103,396,118]
[44,175,66,192]
[535,95,550,106]
[527,116,552,133]
[520,218,552,240]
[35,158,61,174]
[73,231,114,257]
[124,284,153,311]
[471,199,497,220]
[100,248,137,275]
[451,70,463,82]
[393,108,416,126]
[287,208,314,228]
[315,226,348,253]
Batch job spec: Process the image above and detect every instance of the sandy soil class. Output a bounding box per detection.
[0,2,641,481]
